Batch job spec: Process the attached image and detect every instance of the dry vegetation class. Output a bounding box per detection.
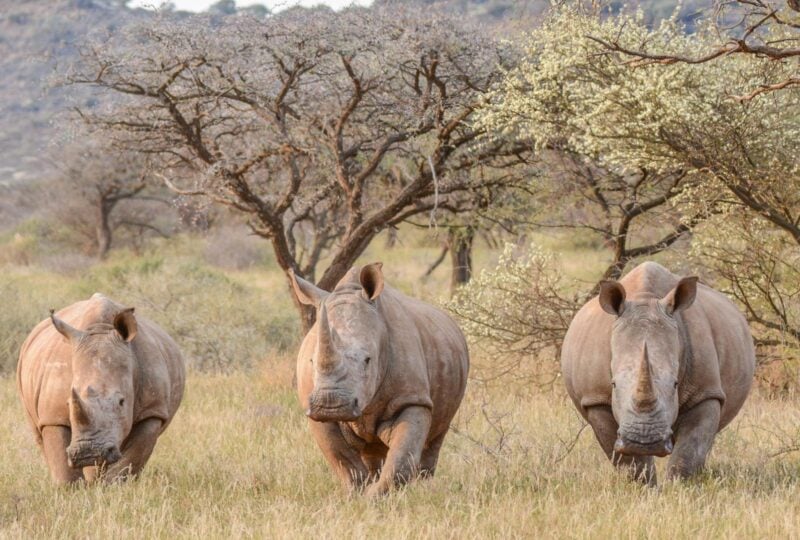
[1,231,800,538]
[2,366,800,538]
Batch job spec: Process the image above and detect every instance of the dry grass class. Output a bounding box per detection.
[2,229,800,538]
[2,364,800,539]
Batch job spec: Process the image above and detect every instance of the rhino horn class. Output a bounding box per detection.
[50,310,86,344]
[316,304,337,369]
[70,388,91,426]
[633,343,657,412]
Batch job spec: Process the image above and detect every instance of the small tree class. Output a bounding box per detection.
[67,7,532,330]
[448,243,578,383]
[48,141,171,258]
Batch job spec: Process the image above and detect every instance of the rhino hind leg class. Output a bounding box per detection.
[308,419,371,490]
[586,406,657,486]
[41,426,83,485]
[419,431,447,478]
[104,418,163,482]
[666,399,721,481]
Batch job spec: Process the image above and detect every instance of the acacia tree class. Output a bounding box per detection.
[530,152,710,287]
[67,7,531,330]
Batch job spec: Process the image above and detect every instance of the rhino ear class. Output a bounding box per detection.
[661,276,698,316]
[50,309,86,343]
[598,281,626,316]
[289,269,329,308]
[113,308,137,343]
[360,262,384,301]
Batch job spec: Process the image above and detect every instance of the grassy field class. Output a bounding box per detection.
[1,229,800,538]
[2,369,800,538]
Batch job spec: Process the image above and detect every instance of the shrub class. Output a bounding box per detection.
[447,243,579,385]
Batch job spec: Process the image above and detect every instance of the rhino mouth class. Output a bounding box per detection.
[67,442,122,468]
[306,390,362,422]
[614,436,674,457]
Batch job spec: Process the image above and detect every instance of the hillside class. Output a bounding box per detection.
[0,0,709,228]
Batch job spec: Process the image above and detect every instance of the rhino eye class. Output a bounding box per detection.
[365,356,371,365]
[119,398,125,407]
[674,381,679,389]
[611,381,616,389]
[309,358,313,364]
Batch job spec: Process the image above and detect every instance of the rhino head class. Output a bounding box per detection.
[50,307,138,469]
[598,276,699,457]
[290,263,388,423]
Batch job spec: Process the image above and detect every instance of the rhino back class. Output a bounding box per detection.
[682,282,754,428]
[378,286,469,438]
[129,316,186,430]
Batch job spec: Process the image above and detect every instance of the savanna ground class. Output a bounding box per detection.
[1,229,800,539]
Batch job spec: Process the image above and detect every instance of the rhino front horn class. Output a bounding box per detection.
[70,388,91,426]
[633,343,657,412]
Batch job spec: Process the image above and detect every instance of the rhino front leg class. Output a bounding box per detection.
[104,418,163,482]
[368,406,432,498]
[41,425,83,485]
[666,399,721,481]
[586,406,656,485]
[308,419,370,490]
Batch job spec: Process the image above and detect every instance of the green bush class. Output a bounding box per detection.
[0,246,300,374]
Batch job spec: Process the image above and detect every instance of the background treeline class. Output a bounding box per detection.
[0,0,797,393]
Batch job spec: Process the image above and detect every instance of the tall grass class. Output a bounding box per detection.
[2,366,800,538]
[2,229,800,538]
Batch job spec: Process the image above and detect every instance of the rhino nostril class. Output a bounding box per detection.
[353,398,359,409]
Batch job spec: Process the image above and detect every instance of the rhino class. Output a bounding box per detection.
[17,293,185,484]
[290,263,469,497]
[561,262,755,484]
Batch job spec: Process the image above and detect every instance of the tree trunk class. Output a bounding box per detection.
[385,227,398,249]
[96,201,114,259]
[449,227,474,296]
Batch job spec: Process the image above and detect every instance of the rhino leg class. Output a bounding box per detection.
[419,431,446,478]
[586,406,656,485]
[41,426,83,485]
[367,406,432,498]
[666,399,721,480]
[308,419,370,490]
[360,447,387,481]
[104,418,163,482]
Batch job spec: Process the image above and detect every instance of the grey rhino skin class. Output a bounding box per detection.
[561,262,755,484]
[291,263,469,497]
[17,293,185,484]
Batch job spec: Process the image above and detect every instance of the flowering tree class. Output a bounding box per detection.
[67,7,532,330]
[479,5,800,349]
[593,0,800,100]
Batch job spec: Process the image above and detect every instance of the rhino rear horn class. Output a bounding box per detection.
[289,269,329,309]
[50,310,86,344]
